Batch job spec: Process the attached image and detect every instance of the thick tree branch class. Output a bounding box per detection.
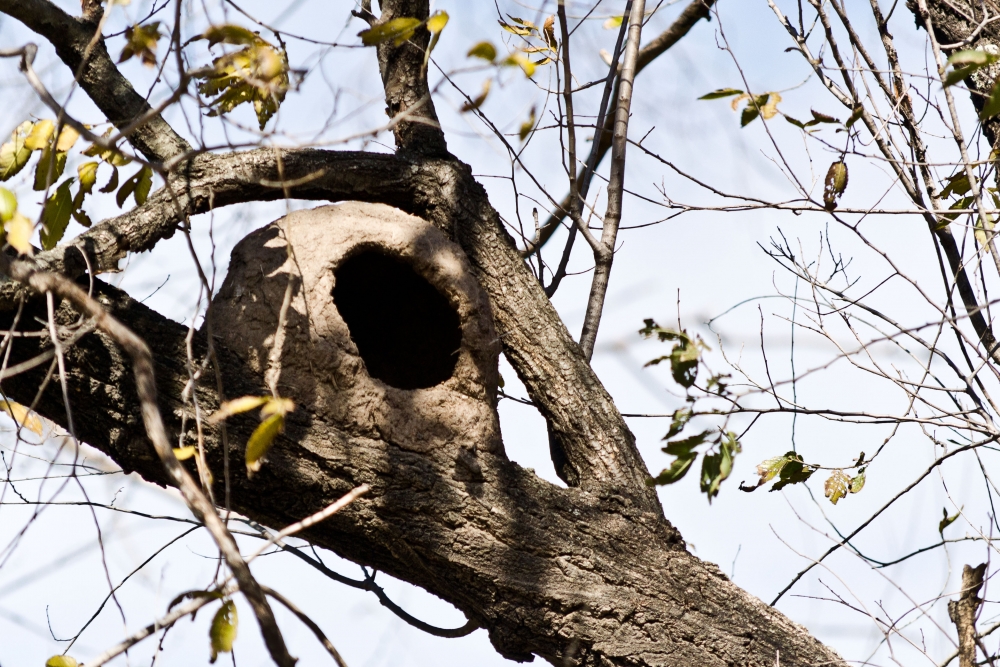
[0,278,845,667]
[10,146,660,508]
[949,563,987,667]
[373,0,449,157]
[0,266,294,667]
[0,0,190,163]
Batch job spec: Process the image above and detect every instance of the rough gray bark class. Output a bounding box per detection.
[0,1,849,665]
[910,0,1000,151]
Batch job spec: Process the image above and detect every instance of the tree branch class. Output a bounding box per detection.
[373,0,449,157]
[0,277,845,667]
[0,0,190,163]
[578,0,645,360]
[0,266,295,667]
[531,0,717,254]
[10,146,663,508]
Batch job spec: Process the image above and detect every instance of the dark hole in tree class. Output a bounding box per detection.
[333,249,462,390]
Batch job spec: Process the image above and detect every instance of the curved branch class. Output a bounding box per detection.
[15,146,662,510]
[0,0,190,163]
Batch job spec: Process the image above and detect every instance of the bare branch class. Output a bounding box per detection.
[579,0,646,359]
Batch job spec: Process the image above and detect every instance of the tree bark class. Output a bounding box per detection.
[0,278,842,666]
[0,1,848,664]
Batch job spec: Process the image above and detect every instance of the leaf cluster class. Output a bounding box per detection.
[195,25,290,130]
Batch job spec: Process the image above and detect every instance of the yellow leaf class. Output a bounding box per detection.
[260,397,295,418]
[173,445,197,461]
[24,120,54,151]
[45,656,78,667]
[210,395,270,423]
[209,600,238,662]
[5,213,34,255]
[0,187,16,223]
[1,398,44,435]
[55,126,80,152]
[467,41,497,62]
[502,53,536,77]
[427,11,449,34]
[245,413,283,476]
[824,470,851,505]
[359,17,421,46]
[823,160,849,211]
[760,92,782,119]
[41,180,73,249]
[519,107,536,142]
[498,20,532,36]
[603,16,623,29]
[0,121,33,182]
[202,24,260,47]
[460,79,491,112]
[33,149,67,191]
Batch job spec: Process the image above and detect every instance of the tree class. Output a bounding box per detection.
[3,0,1000,665]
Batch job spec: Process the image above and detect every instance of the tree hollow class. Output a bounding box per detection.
[333,248,462,389]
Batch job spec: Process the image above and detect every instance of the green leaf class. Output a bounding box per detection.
[770,452,816,491]
[700,432,740,501]
[0,187,16,223]
[519,107,536,141]
[0,121,33,181]
[359,17,422,46]
[698,88,745,100]
[740,95,767,127]
[823,160,848,211]
[981,78,1000,120]
[40,179,74,250]
[943,50,1000,87]
[948,49,1000,67]
[245,413,284,476]
[939,507,961,535]
[134,165,153,205]
[845,104,864,128]
[824,470,850,505]
[649,453,696,485]
[209,600,238,663]
[45,656,78,667]
[941,172,971,198]
[467,41,497,62]
[849,468,866,494]
[663,407,692,440]
[663,430,710,456]
[33,149,67,191]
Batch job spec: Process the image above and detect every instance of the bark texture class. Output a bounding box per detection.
[0,1,850,664]
[910,0,1000,151]
[0,268,843,667]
